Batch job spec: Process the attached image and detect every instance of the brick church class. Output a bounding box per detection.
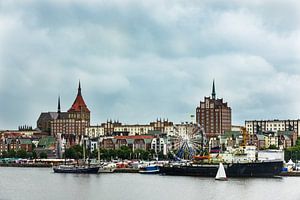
[196,80,231,137]
[37,81,90,144]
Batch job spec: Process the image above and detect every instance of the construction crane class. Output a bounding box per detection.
[241,127,249,146]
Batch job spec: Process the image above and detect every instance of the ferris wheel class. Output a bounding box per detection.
[168,123,206,160]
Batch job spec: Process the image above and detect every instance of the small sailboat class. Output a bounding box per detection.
[215,162,227,181]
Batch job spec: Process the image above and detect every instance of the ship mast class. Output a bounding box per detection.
[98,137,101,163]
[83,137,86,164]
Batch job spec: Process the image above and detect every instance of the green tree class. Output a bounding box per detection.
[16,149,27,158]
[73,145,84,159]
[157,151,165,160]
[90,150,98,159]
[39,152,48,159]
[296,138,300,146]
[268,145,278,150]
[134,149,151,160]
[117,146,132,159]
[32,151,37,159]
[1,151,8,158]
[284,145,300,161]
[65,148,78,159]
[7,150,16,158]
[64,145,86,159]
[26,152,33,159]
[107,149,117,160]
[100,148,116,161]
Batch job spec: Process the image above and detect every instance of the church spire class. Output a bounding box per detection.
[58,95,61,113]
[78,80,82,96]
[68,81,90,113]
[212,79,216,100]
[57,95,61,119]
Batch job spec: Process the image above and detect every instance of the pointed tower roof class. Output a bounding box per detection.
[212,79,216,100]
[58,95,61,113]
[78,80,82,96]
[68,81,90,113]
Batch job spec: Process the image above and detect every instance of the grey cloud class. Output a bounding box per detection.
[0,0,300,129]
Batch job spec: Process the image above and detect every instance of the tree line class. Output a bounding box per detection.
[64,145,168,160]
[284,139,300,161]
[1,150,48,159]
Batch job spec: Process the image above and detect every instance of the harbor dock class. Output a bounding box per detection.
[280,171,300,177]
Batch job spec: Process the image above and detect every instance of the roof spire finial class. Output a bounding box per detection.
[212,79,216,100]
[58,95,61,113]
[57,95,61,119]
[78,80,82,96]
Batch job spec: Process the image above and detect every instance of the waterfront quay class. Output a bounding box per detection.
[2,157,300,177]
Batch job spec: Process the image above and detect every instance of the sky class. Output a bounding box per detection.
[0,0,300,129]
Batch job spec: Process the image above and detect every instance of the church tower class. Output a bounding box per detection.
[57,95,61,119]
[212,79,216,100]
[68,81,90,123]
[196,80,231,137]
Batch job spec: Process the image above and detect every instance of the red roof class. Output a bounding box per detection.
[68,94,90,113]
[68,82,90,113]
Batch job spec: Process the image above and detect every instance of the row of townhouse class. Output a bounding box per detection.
[245,119,300,136]
[218,130,297,150]
[86,119,199,138]
[0,130,58,158]
[88,134,168,155]
[0,138,33,153]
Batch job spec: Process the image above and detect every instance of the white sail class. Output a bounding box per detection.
[215,162,227,181]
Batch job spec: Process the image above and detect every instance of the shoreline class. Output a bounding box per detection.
[2,164,300,177]
[0,163,52,168]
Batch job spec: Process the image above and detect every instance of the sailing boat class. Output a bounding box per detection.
[97,137,116,173]
[53,137,100,174]
[215,162,227,181]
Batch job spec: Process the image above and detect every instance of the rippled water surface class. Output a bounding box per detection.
[0,167,299,200]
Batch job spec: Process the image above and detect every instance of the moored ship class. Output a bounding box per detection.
[53,165,100,174]
[139,165,160,174]
[161,146,284,178]
[160,160,283,177]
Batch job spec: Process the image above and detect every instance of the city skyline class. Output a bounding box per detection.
[1,1,300,129]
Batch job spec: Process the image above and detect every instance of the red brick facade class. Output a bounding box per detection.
[196,82,231,137]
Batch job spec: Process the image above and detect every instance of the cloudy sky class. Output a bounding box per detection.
[0,0,300,129]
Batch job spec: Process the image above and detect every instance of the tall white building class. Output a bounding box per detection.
[245,119,300,136]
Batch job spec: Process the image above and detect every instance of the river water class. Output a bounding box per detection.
[0,167,299,200]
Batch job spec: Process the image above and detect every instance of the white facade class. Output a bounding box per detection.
[245,119,300,136]
[113,125,153,136]
[85,126,105,138]
[89,141,98,153]
[151,138,167,155]
[86,122,198,138]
